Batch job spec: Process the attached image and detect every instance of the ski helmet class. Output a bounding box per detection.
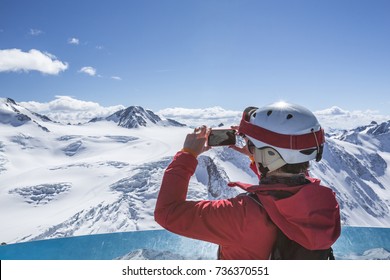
[238,102,325,175]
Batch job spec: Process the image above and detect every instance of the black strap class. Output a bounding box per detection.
[244,192,264,208]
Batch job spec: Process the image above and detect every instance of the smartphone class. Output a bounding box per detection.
[208,129,236,146]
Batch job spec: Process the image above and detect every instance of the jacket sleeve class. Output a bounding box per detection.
[154,151,250,246]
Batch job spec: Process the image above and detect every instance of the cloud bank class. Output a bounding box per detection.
[20,96,125,124]
[158,107,242,128]
[19,96,390,129]
[0,49,68,75]
[314,106,390,130]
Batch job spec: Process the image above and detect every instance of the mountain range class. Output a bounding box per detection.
[0,97,389,244]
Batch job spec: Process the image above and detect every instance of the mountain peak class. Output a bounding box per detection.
[106,106,160,128]
[3,97,17,105]
[367,120,390,136]
[98,105,186,129]
[0,97,51,131]
[1,97,31,126]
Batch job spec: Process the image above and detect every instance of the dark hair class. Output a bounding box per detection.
[280,162,309,174]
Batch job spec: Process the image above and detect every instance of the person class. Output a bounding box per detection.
[154,102,341,260]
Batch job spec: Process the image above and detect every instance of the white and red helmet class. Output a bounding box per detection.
[238,102,325,175]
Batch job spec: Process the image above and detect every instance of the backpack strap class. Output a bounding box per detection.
[328,247,335,260]
[242,192,264,209]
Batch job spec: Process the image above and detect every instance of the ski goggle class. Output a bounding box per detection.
[247,139,256,154]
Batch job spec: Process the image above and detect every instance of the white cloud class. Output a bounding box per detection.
[68,37,80,45]
[158,107,242,128]
[314,106,390,130]
[111,76,122,80]
[20,96,125,124]
[30,29,43,36]
[316,106,349,116]
[79,66,97,76]
[0,48,68,75]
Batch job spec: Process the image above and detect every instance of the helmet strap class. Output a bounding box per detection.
[257,163,269,178]
[311,128,324,162]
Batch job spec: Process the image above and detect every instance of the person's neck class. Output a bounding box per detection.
[261,172,308,186]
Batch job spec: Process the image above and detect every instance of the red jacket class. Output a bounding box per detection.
[154,151,341,260]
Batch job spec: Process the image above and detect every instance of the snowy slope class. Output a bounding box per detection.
[0,98,389,244]
[311,120,390,226]
[0,97,52,131]
[0,120,191,243]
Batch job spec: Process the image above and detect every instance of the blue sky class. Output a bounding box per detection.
[0,0,389,114]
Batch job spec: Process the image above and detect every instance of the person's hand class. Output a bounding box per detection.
[182,125,210,158]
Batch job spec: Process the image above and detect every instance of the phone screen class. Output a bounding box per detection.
[208,129,236,146]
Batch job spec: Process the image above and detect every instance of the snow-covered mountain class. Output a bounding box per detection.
[0,98,389,245]
[90,105,186,128]
[0,97,53,131]
[311,120,390,225]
